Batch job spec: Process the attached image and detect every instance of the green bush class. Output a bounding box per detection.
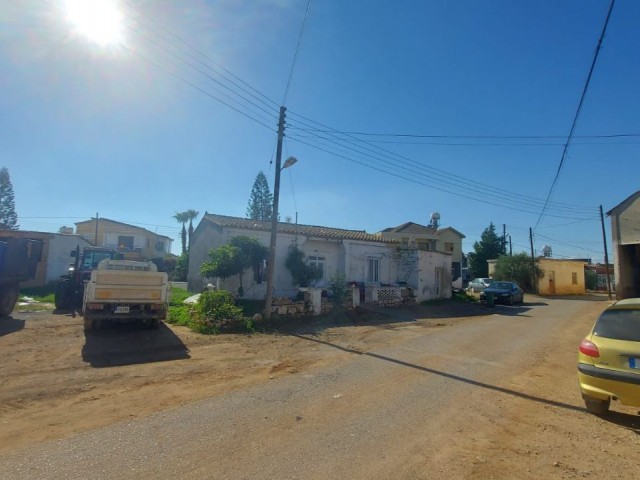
[167,305,192,326]
[328,272,348,306]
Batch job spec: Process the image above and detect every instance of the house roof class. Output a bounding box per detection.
[606,190,640,216]
[202,213,399,244]
[75,218,173,241]
[379,222,465,238]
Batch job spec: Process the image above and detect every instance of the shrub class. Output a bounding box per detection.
[328,272,348,307]
[285,246,323,287]
[197,290,244,326]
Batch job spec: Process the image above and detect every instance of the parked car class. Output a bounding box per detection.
[467,278,492,292]
[578,298,640,415]
[479,281,524,305]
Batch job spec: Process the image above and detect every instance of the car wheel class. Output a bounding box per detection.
[584,397,610,415]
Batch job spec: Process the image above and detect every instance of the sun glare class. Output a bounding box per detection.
[64,0,124,46]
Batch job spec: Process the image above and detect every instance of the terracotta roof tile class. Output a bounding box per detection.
[204,213,398,244]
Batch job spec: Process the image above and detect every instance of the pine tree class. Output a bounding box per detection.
[467,222,505,277]
[0,167,19,230]
[246,171,273,221]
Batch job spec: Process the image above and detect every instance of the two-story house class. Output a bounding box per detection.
[378,217,465,289]
[75,218,173,260]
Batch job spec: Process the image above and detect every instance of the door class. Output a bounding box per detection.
[548,271,556,295]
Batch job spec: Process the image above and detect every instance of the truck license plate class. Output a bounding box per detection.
[115,306,130,314]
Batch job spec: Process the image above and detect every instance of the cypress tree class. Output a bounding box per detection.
[0,167,19,230]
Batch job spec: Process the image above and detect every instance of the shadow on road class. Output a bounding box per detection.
[602,411,640,435]
[82,322,190,368]
[0,316,25,336]
[293,333,588,414]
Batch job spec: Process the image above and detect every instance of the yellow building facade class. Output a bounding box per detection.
[537,258,586,295]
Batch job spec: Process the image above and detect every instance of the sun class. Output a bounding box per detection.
[64,0,124,46]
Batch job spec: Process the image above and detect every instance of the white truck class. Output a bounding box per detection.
[82,259,170,331]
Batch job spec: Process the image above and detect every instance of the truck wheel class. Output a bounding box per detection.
[0,284,19,317]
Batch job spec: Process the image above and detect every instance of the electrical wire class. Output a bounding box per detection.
[286,119,598,218]
[286,112,597,215]
[282,0,313,104]
[534,0,616,229]
[534,233,603,255]
[287,134,596,221]
[122,0,280,110]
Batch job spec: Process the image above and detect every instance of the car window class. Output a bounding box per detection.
[593,309,640,342]
[489,282,510,289]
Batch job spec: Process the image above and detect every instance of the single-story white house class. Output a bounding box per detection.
[188,213,453,303]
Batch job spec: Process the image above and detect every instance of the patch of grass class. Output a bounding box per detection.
[20,284,56,303]
[169,287,192,306]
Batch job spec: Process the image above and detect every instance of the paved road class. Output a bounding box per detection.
[0,298,599,479]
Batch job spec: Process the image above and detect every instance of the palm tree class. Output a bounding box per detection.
[173,211,189,254]
[185,209,199,252]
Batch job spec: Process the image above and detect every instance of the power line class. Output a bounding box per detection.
[287,133,596,220]
[286,114,598,216]
[282,0,313,104]
[534,0,616,229]
[292,129,640,141]
[122,0,280,110]
[534,233,603,255]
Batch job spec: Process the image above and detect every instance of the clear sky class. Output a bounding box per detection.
[1,0,638,260]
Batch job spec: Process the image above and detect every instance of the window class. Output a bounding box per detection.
[308,256,325,279]
[444,242,454,252]
[156,241,165,252]
[572,272,578,285]
[367,257,380,283]
[117,235,134,250]
[417,241,430,251]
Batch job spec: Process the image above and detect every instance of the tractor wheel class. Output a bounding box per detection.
[55,279,71,310]
[0,284,19,317]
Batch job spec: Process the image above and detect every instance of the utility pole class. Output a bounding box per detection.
[529,227,537,294]
[502,224,507,255]
[264,107,287,319]
[599,205,613,300]
[508,234,513,256]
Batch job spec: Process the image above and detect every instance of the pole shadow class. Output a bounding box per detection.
[290,333,637,428]
[82,322,190,368]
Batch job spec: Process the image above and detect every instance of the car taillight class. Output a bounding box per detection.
[579,339,599,358]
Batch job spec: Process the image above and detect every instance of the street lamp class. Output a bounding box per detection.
[263,155,297,319]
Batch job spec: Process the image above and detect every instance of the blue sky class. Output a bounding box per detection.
[1,0,638,260]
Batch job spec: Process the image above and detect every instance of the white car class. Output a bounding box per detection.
[467,278,492,292]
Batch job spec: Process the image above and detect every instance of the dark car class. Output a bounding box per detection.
[479,281,524,305]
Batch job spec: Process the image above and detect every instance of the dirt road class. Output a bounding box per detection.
[1,297,639,479]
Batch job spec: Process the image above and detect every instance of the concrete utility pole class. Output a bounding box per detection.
[529,227,537,294]
[502,224,507,254]
[264,107,287,319]
[599,205,613,300]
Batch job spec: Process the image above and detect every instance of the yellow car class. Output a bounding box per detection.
[578,298,640,415]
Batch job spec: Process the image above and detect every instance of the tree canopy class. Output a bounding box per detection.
[0,167,18,230]
[492,252,544,293]
[200,236,269,296]
[246,171,273,221]
[467,222,506,277]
